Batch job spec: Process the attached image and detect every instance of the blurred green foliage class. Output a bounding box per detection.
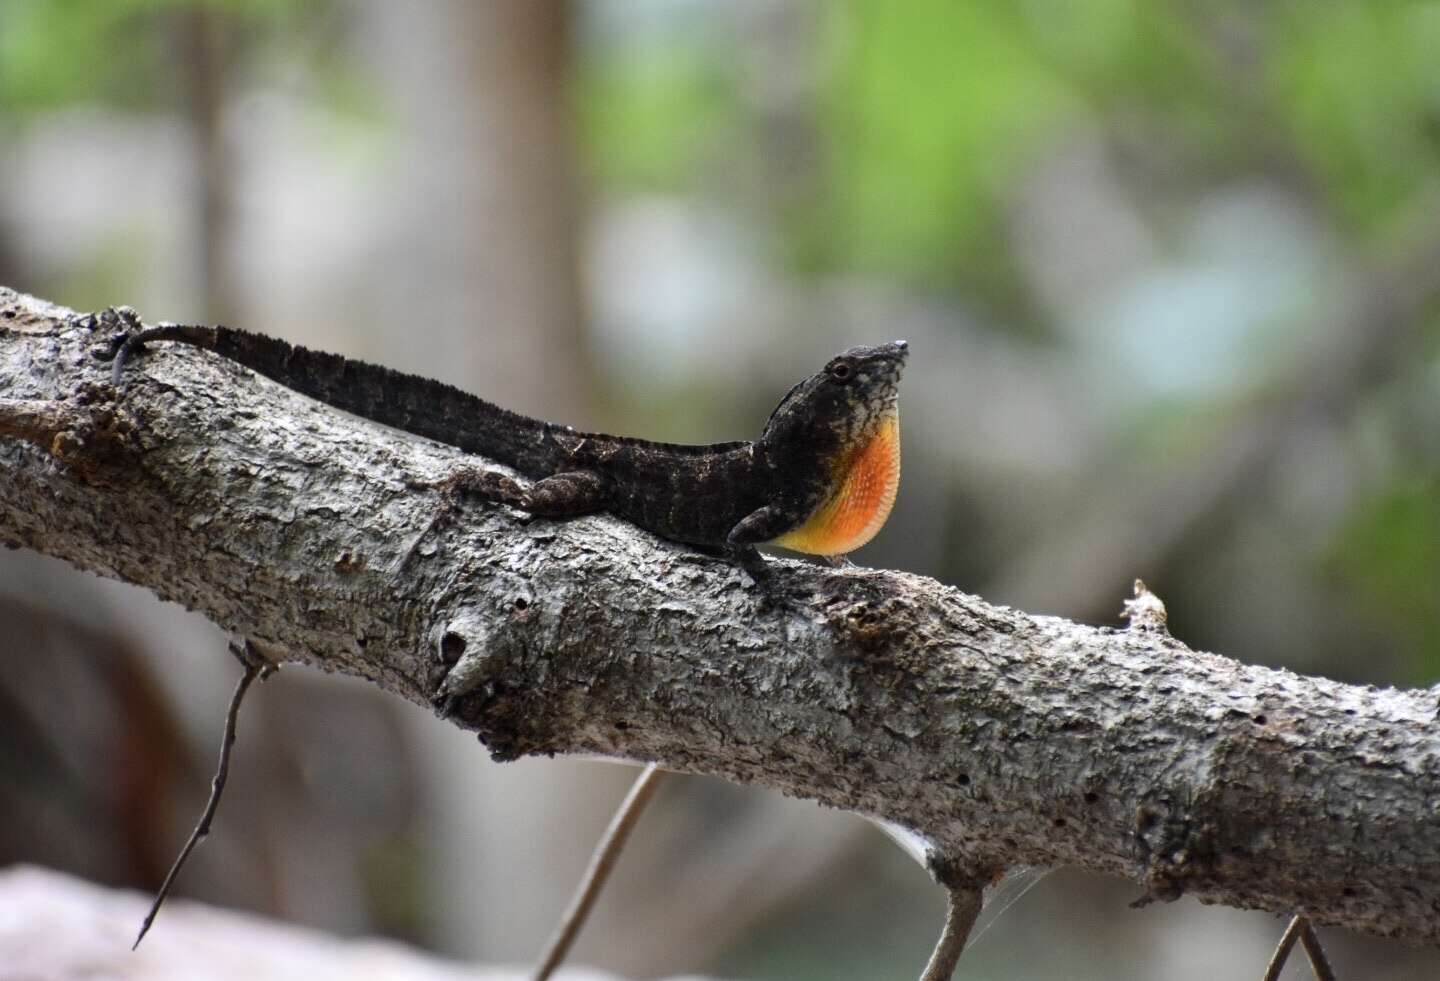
[1273,2,1440,228]
[1333,474,1440,682]
[0,0,162,110]
[0,0,318,114]
[578,0,1440,287]
[16,0,1440,277]
[578,39,740,192]
[818,1,1077,283]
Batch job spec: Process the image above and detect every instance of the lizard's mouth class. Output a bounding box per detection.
[882,339,909,377]
[857,340,908,392]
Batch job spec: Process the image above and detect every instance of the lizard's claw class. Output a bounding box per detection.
[730,547,800,613]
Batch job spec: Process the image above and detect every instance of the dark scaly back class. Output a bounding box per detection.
[578,436,769,545]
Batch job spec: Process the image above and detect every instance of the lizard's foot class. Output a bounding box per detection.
[731,546,799,613]
[397,466,530,571]
[418,466,529,509]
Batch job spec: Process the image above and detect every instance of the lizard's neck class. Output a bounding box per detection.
[771,408,900,558]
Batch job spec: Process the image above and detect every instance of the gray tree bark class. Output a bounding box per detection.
[3,286,1438,948]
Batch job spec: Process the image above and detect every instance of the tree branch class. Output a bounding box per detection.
[3,286,1439,947]
[133,640,275,950]
[532,762,669,981]
[918,886,983,981]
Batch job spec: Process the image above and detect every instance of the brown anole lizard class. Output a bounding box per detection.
[107,321,907,573]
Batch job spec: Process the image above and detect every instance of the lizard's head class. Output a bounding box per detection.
[761,341,908,451]
[761,341,907,556]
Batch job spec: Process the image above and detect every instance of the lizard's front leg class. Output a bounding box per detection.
[726,503,807,584]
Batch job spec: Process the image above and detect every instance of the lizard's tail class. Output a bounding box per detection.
[110,322,562,475]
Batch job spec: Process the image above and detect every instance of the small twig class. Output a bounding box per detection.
[1263,916,1307,981]
[132,640,275,949]
[531,763,668,981]
[1264,915,1336,981]
[1298,919,1337,981]
[918,886,984,981]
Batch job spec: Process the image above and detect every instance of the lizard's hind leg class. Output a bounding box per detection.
[527,470,609,517]
[396,465,529,572]
[398,467,602,573]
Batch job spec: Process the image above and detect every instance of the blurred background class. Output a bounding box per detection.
[2,1,1439,978]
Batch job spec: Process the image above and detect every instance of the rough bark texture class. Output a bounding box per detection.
[2,287,1438,947]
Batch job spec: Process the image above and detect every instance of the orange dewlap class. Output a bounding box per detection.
[773,411,900,557]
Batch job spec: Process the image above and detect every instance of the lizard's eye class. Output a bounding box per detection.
[828,360,854,381]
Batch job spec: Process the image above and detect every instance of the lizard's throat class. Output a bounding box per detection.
[773,409,901,558]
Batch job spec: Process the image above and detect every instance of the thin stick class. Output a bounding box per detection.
[531,763,668,981]
[1263,914,1338,981]
[133,642,274,949]
[918,887,984,981]
[1263,915,1306,981]
[1298,919,1337,981]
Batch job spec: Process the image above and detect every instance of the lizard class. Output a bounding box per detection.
[105,320,907,576]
